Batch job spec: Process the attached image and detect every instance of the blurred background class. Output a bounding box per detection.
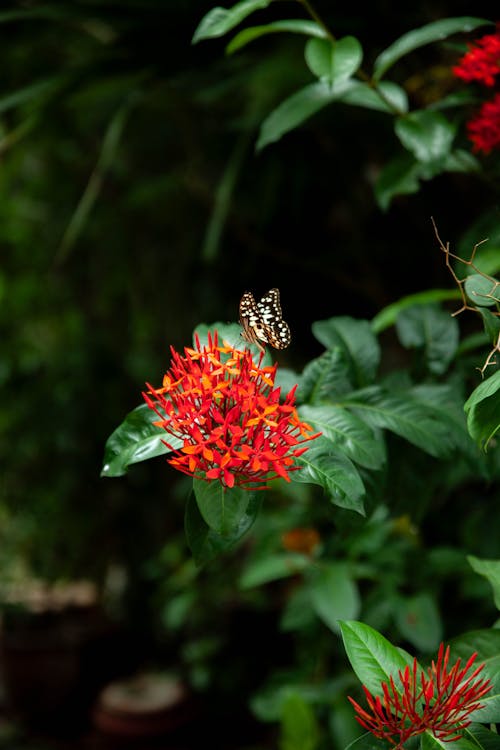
[0,1,498,748]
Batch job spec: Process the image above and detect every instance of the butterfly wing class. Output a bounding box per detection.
[239,288,291,351]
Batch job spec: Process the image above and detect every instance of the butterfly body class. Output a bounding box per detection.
[239,288,291,352]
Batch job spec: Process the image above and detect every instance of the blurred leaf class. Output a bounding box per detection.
[280,692,320,750]
[0,75,65,115]
[56,94,138,263]
[193,478,251,536]
[468,556,500,610]
[312,317,380,386]
[339,620,413,694]
[464,371,500,451]
[239,552,310,589]
[444,148,481,174]
[372,290,461,333]
[185,490,261,564]
[299,404,385,470]
[309,562,360,633]
[336,80,408,113]
[394,593,443,651]
[292,436,365,515]
[101,403,177,477]
[464,274,500,308]
[192,0,272,43]
[395,303,459,374]
[374,153,422,210]
[478,308,500,344]
[395,110,456,165]
[226,19,326,54]
[373,17,493,80]
[304,36,363,84]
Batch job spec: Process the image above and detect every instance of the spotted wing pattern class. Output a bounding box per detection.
[239,288,291,351]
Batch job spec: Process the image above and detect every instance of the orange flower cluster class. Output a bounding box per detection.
[143,332,319,489]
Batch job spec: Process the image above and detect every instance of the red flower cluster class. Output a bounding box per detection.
[453,28,500,154]
[348,644,491,747]
[466,92,500,154]
[143,332,319,489]
[453,30,500,87]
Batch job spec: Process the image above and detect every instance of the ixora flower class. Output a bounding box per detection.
[453,29,500,87]
[142,331,319,490]
[348,643,492,748]
[466,91,500,154]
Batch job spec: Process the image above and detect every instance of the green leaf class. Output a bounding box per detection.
[292,436,365,514]
[336,80,408,114]
[298,404,386,470]
[280,692,320,750]
[312,316,380,386]
[478,308,500,344]
[192,0,272,43]
[101,403,178,477]
[372,289,461,333]
[239,552,310,589]
[193,479,251,536]
[395,110,456,165]
[309,563,360,633]
[464,371,500,451]
[421,734,479,750]
[468,556,500,610]
[256,80,339,151]
[395,303,459,374]
[185,490,261,564]
[373,17,493,80]
[226,19,326,54]
[374,153,422,211]
[0,75,65,115]
[299,348,354,403]
[394,593,443,652]
[345,386,459,458]
[304,36,362,84]
[339,620,413,695]
[464,274,500,308]
[465,725,500,750]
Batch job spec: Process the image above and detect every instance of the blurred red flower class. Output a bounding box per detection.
[143,331,319,489]
[453,29,500,87]
[466,92,500,153]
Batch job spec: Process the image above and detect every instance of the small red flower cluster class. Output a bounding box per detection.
[453,30,500,86]
[348,644,491,747]
[453,28,500,154]
[143,332,319,489]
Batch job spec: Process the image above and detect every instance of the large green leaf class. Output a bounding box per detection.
[345,385,459,457]
[464,274,500,308]
[467,556,500,610]
[226,19,326,54]
[292,436,365,514]
[339,620,413,695]
[464,371,500,451]
[193,478,251,536]
[421,734,479,750]
[101,403,178,477]
[336,80,408,114]
[304,36,362,84]
[373,17,493,80]
[374,153,422,211]
[185,490,261,564]
[298,348,354,403]
[312,317,380,386]
[256,80,339,151]
[308,563,360,633]
[464,726,500,750]
[192,0,272,43]
[299,404,385,470]
[395,110,456,165]
[395,303,459,374]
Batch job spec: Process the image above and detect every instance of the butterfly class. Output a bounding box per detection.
[239,288,291,353]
